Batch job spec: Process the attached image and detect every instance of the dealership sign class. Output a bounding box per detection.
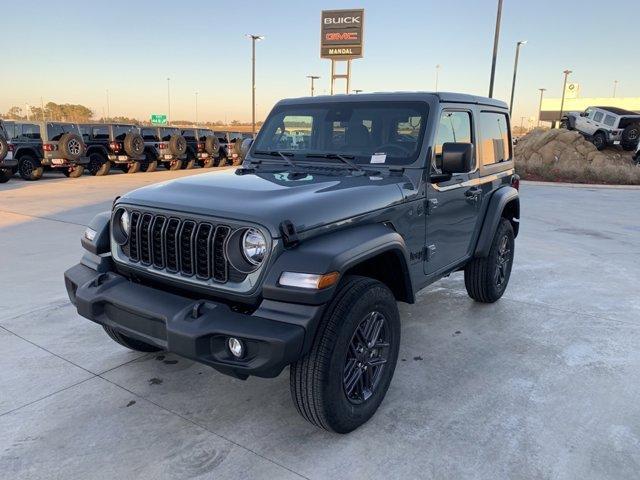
[321,9,364,59]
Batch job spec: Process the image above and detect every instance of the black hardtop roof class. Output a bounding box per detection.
[81,123,137,128]
[276,91,508,110]
[592,106,640,116]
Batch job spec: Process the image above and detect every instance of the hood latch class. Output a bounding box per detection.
[280,220,300,249]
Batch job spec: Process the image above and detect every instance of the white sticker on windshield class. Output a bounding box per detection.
[371,153,386,164]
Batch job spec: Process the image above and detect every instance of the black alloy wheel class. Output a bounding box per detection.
[343,311,390,404]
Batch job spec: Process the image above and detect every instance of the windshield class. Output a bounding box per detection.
[253,101,429,165]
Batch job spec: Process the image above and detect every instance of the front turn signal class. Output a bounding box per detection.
[278,271,340,290]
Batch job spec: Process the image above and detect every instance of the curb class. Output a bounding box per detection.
[521,180,640,191]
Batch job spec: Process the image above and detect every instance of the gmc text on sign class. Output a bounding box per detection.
[320,9,365,60]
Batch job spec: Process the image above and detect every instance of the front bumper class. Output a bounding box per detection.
[64,263,312,378]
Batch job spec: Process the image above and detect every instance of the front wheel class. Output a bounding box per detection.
[103,326,162,352]
[290,276,400,433]
[0,169,12,183]
[464,218,515,303]
[592,132,607,151]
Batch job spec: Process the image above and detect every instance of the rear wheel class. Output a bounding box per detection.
[87,153,110,176]
[103,326,162,352]
[464,218,515,303]
[202,157,215,168]
[63,165,85,178]
[183,156,196,169]
[167,159,182,171]
[0,169,12,183]
[127,161,141,174]
[290,276,400,433]
[592,132,607,150]
[621,124,640,151]
[18,155,43,181]
[141,160,157,172]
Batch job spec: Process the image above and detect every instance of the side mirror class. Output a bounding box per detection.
[240,138,253,158]
[580,111,588,117]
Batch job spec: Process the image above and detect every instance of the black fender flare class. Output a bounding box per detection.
[86,145,109,158]
[474,186,519,257]
[567,115,577,129]
[262,223,413,306]
[15,146,41,162]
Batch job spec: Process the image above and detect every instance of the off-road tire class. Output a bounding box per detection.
[183,154,196,170]
[621,124,640,151]
[559,119,568,129]
[0,136,8,160]
[18,155,43,181]
[58,133,84,161]
[124,133,145,157]
[592,132,606,151]
[103,326,162,352]
[88,153,110,176]
[464,218,515,303]
[0,169,12,183]
[63,165,85,178]
[127,161,141,174]
[166,159,182,171]
[217,154,227,167]
[290,276,400,433]
[205,136,220,156]
[141,160,157,172]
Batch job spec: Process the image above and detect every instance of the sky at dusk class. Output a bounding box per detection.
[1,0,638,124]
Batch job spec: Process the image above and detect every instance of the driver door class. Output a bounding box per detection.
[424,108,480,275]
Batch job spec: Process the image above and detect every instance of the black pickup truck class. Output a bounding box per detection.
[65,92,520,433]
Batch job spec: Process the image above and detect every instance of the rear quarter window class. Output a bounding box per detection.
[22,123,42,140]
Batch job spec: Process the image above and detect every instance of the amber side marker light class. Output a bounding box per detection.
[278,271,340,290]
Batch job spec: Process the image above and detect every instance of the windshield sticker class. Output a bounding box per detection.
[371,153,386,164]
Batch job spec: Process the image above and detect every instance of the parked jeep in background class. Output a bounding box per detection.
[64,92,520,433]
[80,124,147,175]
[6,121,88,180]
[0,119,18,183]
[181,127,220,168]
[218,131,253,166]
[562,106,640,151]
[141,126,187,170]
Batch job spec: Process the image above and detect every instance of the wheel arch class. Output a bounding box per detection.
[262,223,414,305]
[15,146,40,160]
[86,145,108,157]
[474,186,519,257]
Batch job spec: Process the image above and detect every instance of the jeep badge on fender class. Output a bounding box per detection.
[64,92,519,433]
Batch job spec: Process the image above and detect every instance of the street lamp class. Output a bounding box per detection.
[246,34,265,135]
[558,69,572,127]
[166,77,171,124]
[537,88,546,127]
[195,92,199,125]
[307,75,320,97]
[488,0,503,98]
[106,89,110,121]
[435,64,441,92]
[508,40,527,115]
[613,80,618,98]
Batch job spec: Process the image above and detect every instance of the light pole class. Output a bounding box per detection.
[307,75,320,96]
[509,40,527,115]
[613,80,618,98]
[195,92,199,125]
[488,0,503,98]
[435,64,441,92]
[558,69,572,127]
[537,88,546,127]
[166,77,171,124]
[106,89,110,120]
[247,34,264,135]
[520,116,526,133]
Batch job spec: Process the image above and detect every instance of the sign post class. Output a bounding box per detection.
[150,114,168,125]
[321,9,364,94]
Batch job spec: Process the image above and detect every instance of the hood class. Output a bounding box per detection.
[118,168,405,237]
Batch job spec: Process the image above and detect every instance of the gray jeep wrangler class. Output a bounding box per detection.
[563,106,640,151]
[64,92,520,433]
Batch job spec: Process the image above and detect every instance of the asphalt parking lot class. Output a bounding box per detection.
[1,170,639,480]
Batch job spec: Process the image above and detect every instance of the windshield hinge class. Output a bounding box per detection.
[389,166,405,176]
[280,220,300,248]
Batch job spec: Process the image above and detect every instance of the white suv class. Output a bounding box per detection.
[563,106,640,151]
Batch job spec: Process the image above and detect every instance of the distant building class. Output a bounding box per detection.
[540,97,640,126]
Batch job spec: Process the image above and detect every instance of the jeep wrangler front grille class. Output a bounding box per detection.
[125,212,231,283]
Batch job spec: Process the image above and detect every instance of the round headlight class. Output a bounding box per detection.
[242,228,267,266]
[120,210,130,236]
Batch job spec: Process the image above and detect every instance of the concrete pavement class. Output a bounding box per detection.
[1,169,639,479]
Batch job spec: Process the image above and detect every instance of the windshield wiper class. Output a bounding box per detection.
[253,150,299,170]
[305,153,365,172]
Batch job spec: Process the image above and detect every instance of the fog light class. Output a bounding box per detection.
[228,337,245,358]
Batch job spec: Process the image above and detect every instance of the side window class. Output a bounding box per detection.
[142,129,158,141]
[92,126,109,140]
[603,115,615,127]
[593,111,604,123]
[479,111,511,166]
[433,111,472,170]
[4,123,16,140]
[23,124,42,141]
[586,108,596,120]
